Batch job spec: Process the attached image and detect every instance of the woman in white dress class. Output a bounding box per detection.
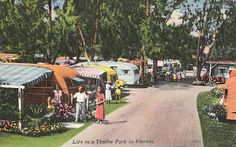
[105,81,112,103]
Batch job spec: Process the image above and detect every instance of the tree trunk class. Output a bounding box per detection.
[196,31,217,81]
[92,0,100,60]
[140,48,145,84]
[196,34,201,80]
[153,54,158,84]
[76,22,90,61]
[146,0,150,16]
[75,47,80,63]
[196,64,203,81]
[48,0,52,21]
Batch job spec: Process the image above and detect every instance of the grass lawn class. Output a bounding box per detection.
[197,92,236,147]
[0,99,128,147]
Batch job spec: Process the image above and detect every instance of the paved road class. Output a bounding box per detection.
[63,83,211,147]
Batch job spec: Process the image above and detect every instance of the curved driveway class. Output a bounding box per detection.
[63,83,211,147]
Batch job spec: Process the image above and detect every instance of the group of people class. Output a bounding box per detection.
[105,80,122,104]
[72,80,122,124]
[47,85,63,112]
[164,64,186,82]
[165,70,186,82]
[72,86,105,124]
[47,80,123,124]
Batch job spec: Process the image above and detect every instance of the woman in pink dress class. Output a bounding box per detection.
[53,84,62,104]
[96,87,105,124]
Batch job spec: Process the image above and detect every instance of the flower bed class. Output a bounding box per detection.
[0,120,66,136]
[0,121,18,133]
[21,123,66,136]
[0,104,68,137]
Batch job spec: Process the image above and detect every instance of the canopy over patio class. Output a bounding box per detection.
[72,66,106,79]
[2,63,83,95]
[0,64,54,130]
[0,64,52,89]
[0,63,84,130]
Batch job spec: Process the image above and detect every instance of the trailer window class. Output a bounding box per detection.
[111,66,118,70]
[123,70,129,74]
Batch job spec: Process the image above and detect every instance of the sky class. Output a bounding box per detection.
[54,0,65,8]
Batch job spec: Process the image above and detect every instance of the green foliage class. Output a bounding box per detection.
[211,104,227,121]
[1,0,236,64]
[21,104,49,127]
[210,88,224,98]
[197,91,236,147]
[0,99,128,146]
[0,88,18,120]
[212,2,236,60]
[99,0,143,60]
[0,0,76,63]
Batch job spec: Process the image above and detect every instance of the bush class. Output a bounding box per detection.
[192,80,206,86]
[210,88,224,97]
[211,104,227,121]
[21,104,50,127]
[0,104,67,136]
[0,88,18,120]
[203,104,227,122]
[144,73,152,86]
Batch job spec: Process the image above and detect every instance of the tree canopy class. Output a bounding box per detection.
[0,0,235,69]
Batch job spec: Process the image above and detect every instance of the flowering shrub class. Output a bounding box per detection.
[54,103,75,121]
[0,121,18,132]
[203,104,227,122]
[0,121,66,136]
[0,104,69,136]
[21,123,66,136]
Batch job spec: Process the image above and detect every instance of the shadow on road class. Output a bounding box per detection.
[103,120,128,125]
[158,82,192,90]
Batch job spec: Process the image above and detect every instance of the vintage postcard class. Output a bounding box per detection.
[0,0,235,147]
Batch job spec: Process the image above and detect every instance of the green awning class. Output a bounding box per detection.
[0,64,53,88]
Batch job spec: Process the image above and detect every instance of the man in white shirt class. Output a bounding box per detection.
[73,86,88,122]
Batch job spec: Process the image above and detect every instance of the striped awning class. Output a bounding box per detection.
[72,66,106,79]
[0,64,52,88]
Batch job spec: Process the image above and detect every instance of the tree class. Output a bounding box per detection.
[211,2,236,60]
[139,0,187,84]
[99,0,143,60]
[66,0,101,60]
[185,0,234,80]
[0,0,76,63]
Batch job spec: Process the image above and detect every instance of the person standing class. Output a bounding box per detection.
[105,81,112,103]
[96,87,105,124]
[73,86,88,122]
[165,70,171,82]
[177,71,182,82]
[53,84,62,104]
[115,81,122,103]
[47,92,54,113]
